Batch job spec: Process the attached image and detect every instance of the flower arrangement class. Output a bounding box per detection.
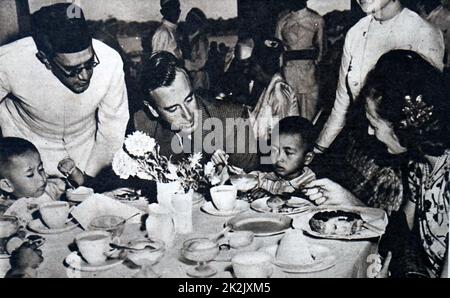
[112,131,206,192]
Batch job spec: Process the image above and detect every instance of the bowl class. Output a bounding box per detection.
[0,216,19,238]
[126,239,165,266]
[89,215,125,238]
[181,238,219,262]
[230,174,258,192]
[66,187,94,203]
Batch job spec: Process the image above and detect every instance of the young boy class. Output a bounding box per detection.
[249,116,316,198]
[0,137,79,224]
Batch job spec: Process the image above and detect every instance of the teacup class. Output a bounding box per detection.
[39,202,72,229]
[227,231,254,248]
[75,230,111,265]
[210,185,237,212]
[232,251,273,278]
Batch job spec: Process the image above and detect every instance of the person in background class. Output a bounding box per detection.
[275,0,325,121]
[152,0,182,60]
[416,0,450,73]
[314,0,445,154]
[181,8,210,90]
[249,36,300,142]
[0,4,129,180]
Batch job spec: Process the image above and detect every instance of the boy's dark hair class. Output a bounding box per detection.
[0,138,39,178]
[140,51,185,96]
[276,116,316,149]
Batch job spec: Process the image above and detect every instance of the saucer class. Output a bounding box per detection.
[201,201,249,217]
[28,219,78,235]
[260,244,336,274]
[65,252,125,272]
[251,197,313,215]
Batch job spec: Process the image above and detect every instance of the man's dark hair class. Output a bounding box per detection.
[0,138,39,178]
[140,51,185,95]
[31,3,92,57]
[276,116,316,149]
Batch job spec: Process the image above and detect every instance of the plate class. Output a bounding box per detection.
[27,219,79,235]
[251,197,314,215]
[226,213,293,237]
[294,206,388,240]
[65,252,125,272]
[201,201,249,217]
[260,245,336,273]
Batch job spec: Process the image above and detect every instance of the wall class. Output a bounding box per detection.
[0,1,18,44]
[28,0,238,22]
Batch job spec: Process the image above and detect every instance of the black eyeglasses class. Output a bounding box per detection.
[51,51,100,78]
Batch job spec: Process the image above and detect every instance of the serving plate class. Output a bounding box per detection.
[293,205,388,240]
[251,197,314,215]
[226,213,292,237]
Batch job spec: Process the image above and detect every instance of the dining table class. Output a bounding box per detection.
[32,195,381,278]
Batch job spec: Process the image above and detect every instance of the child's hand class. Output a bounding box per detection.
[250,188,271,200]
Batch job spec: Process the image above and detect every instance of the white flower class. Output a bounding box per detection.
[166,163,179,181]
[136,170,156,181]
[204,161,216,177]
[188,152,203,168]
[112,150,139,179]
[124,131,156,157]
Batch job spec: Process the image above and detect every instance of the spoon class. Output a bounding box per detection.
[112,213,141,228]
[109,243,160,251]
[209,226,231,242]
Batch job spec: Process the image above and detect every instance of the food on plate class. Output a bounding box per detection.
[266,196,286,211]
[276,230,314,265]
[309,210,363,236]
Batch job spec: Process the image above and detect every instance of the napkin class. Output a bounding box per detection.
[71,194,145,230]
[276,230,314,265]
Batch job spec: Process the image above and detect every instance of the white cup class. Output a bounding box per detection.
[232,251,273,278]
[75,230,111,265]
[39,202,71,229]
[210,185,237,212]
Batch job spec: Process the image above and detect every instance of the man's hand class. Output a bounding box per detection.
[58,158,85,186]
[211,149,229,166]
[250,188,271,200]
[57,158,76,177]
[375,251,392,278]
[303,178,364,206]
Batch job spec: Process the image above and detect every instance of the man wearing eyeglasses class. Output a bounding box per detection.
[0,4,129,180]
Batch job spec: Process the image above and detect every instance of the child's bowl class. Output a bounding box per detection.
[66,187,94,203]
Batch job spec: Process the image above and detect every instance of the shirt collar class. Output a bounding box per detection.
[162,19,178,30]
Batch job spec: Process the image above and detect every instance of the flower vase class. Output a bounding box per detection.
[171,190,194,234]
[156,181,182,210]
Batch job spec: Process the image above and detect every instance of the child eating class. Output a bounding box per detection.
[249,116,316,198]
[0,137,75,224]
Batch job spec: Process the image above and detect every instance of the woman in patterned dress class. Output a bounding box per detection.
[304,50,449,278]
